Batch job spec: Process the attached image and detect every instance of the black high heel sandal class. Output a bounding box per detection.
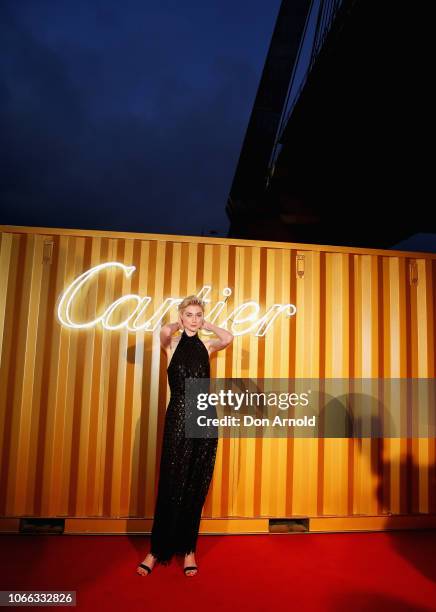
[137,555,156,575]
[137,562,153,575]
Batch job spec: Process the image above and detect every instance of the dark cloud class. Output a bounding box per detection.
[0,0,281,235]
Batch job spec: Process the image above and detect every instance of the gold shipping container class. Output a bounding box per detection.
[0,225,435,534]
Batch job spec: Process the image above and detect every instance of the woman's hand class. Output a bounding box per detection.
[200,319,213,331]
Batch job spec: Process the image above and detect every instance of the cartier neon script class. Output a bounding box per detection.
[56,262,297,336]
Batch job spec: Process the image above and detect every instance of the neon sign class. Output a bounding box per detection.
[56,262,297,336]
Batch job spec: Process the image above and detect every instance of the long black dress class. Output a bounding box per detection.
[150,329,218,565]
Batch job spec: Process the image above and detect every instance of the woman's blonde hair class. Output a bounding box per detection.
[178,295,205,314]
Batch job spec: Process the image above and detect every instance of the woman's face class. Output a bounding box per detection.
[180,305,203,332]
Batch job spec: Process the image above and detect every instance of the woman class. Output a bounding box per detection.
[137,295,233,577]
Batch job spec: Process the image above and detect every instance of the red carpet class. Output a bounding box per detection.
[2,530,436,611]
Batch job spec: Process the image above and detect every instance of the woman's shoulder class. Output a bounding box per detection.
[201,338,213,357]
[162,333,213,358]
[162,333,181,354]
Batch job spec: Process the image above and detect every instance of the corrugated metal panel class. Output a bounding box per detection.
[0,226,435,524]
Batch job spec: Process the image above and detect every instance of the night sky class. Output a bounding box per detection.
[1,0,281,237]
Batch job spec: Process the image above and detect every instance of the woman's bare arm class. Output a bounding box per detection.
[201,320,233,354]
[160,321,181,349]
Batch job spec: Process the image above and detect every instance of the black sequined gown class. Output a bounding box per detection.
[150,329,218,564]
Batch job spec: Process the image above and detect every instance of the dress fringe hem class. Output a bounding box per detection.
[151,546,197,566]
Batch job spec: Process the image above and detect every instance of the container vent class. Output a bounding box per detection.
[19,518,65,534]
[269,518,309,533]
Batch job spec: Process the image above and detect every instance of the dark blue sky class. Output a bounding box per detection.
[0,0,281,236]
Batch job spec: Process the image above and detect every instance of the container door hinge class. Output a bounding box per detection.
[43,240,54,264]
[296,254,305,278]
[409,260,418,286]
